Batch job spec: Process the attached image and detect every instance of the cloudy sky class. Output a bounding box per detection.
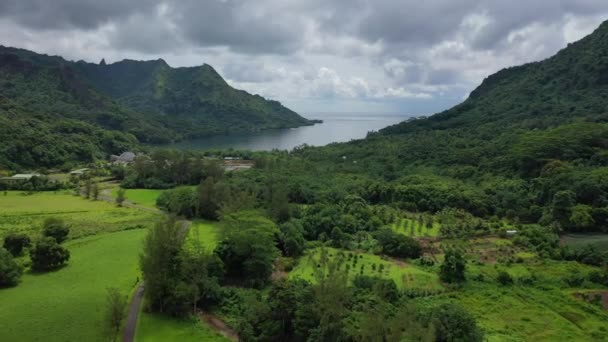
[1,1,608,115]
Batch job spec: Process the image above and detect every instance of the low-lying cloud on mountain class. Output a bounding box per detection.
[1,0,607,113]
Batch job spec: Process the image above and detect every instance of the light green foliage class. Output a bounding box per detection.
[0,229,146,342]
[290,247,442,290]
[392,215,440,237]
[0,191,156,239]
[185,221,221,252]
[135,313,229,342]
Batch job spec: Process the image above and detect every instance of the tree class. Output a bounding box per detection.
[92,183,100,201]
[279,220,305,257]
[84,178,92,199]
[374,228,422,259]
[140,216,185,315]
[42,218,70,243]
[432,303,483,342]
[439,249,466,284]
[215,211,279,288]
[3,233,31,256]
[197,177,227,220]
[569,204,595,231]
[0,247,23,287]
[30,237,70,271]
[103,287,127,341]
[116,188,126,207]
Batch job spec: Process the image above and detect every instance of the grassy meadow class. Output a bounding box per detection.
[0,229,147,342]
[289,247,443,290]
[135,312,229,342]
[0,191,156,239]
[562,233,608,250]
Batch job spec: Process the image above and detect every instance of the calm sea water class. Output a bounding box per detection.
[163,113,413,151]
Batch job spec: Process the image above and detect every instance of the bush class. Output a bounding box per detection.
[30,237,70,271]
[42,218,70,243]
[0,247,23,287]
[497,271,513,285]
[440,249,466,284]
[3,233,31,256]
[431,303,484,342]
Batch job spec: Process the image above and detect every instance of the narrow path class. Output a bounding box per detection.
[200,313,239,341]
[123,283,145,342]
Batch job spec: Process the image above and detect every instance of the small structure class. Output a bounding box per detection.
[69,168,90,176]
[223,160,255,172]
[0,173,40,184]
[506,230,518,237]
[110,152,136,165]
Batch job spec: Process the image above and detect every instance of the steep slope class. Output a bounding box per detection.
[277,20,608,230]
[382,20,608,135]
[73,59,312,138]
[0,46,312,169]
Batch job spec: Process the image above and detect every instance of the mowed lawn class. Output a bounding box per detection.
[0,191,156,239]
[109,187,163,209]
[290,247,443,290]
[135,313,229,342]
[0,229,147,342]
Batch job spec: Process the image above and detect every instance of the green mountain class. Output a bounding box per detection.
[73,59,311,138]
[256,20,608,232]
[0,46,312,169]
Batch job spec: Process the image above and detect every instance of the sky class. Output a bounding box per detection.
[1,1,608,116]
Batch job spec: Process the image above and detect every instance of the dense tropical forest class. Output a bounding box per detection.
[0,45,313,169]
[2,17,608,342]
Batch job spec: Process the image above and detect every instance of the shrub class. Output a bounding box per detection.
[440,249,466,284]
[30,237,70,271]
[431,303,484,342]
[3,233,31,256]
[497,271,513,285]
[0,247,23,287]
[42,218,70,243]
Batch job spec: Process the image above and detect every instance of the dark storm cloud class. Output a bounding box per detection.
[0,0,158,30]
[1,0,608,111]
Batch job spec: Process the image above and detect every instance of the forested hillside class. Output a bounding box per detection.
[0,46,312,169]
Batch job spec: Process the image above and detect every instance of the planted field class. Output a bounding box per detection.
[0,191,156,239]
[290,247,443,290]
[0,229,146,342]
[135,312,229,342]
[391,217,440,238]
[562,233,608,250]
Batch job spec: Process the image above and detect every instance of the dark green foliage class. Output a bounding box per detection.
[42,218,70,243]
[215,211,279,288]
[373,228,422,259]
[140,216,222,317]
[0,247,23,287]
[3,233,31,256]
[440,249,466,284]
[497,271,514,286]
[0,46,311,169]
[115,188,126,207]
[30,237,70,271]
[279,220,306,257]
[431,303,484,342]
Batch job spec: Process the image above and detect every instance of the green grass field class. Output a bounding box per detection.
[0,191,157,239]
[135,312,229,342]
[290,247,443,290]
[109,187,163,209]
[391,217,440,238]
[0,229,146,342]
[562,233,608,250]
[185,221,221,252]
